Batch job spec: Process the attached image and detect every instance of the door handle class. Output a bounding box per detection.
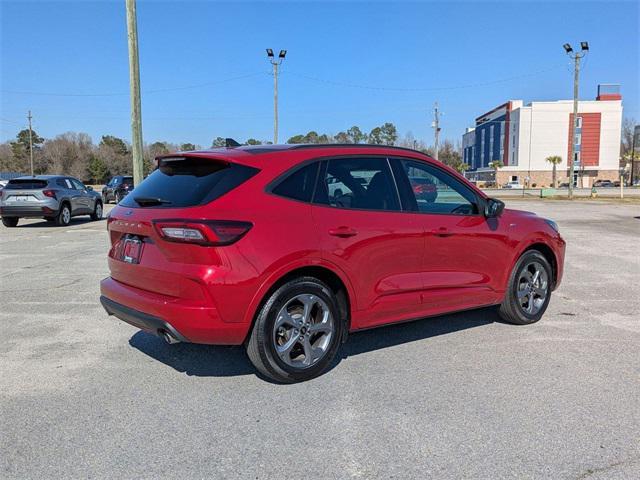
[328,227,358,238]
[430,227,454,238]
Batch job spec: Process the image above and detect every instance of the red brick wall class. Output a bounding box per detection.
[568,113,601,167]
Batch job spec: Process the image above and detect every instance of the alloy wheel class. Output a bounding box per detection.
[516,261,549,315]
[272,294,334,368]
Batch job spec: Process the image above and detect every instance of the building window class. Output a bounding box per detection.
[480,130,485,164]
[489,125,494,159]
[576,116,582,129]
[575,133,581,145]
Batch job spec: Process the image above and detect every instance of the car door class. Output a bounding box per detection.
[391,158,510,312]
[71,178,94,212]
[311,156,425,329]
[66,178,88,213]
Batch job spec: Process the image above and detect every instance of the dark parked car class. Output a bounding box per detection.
[0,175,103,227]
[593,179,614,188]
[101,144,566,383]
[102,175,134,204]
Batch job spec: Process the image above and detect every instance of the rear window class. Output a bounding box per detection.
[5,179,49,190]
[122,177,133,186]
[119,157,259,208]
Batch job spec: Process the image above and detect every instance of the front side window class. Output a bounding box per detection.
[314,157,400,211]
[70,178,85,190]
[393,159,478,215]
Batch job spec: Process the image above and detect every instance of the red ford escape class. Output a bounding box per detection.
[100,144,565,383]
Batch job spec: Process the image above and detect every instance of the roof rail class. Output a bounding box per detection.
[288,143,429,155]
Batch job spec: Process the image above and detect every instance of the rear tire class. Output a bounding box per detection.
[55,204,71,227]
[246,277,345,383]
[499,250,552,325]
[91,201,103,221]
[2,217,18,227]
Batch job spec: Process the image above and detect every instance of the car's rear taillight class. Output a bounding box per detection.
[153,220,252,246]
[43,189,57,199]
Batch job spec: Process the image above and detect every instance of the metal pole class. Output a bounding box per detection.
[27,110,34,176]
[631,125,639,186]
[126,0,144,186]
[273,62,278,144]
[433,103,440,160]
[568,55,580,199]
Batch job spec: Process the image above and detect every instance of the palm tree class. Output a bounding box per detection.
[455,162,470,176]
[545,155,563,188]
[488,160,504,186]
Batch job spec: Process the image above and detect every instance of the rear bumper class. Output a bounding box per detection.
[0,205,56,217]
[100,277,249,345]
[100,295,189,342]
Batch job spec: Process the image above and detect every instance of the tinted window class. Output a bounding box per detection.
[122,177,134,186]
[272,162,319,203]
[393,159,478,215]
[5,179,49,190]
[56,179,68,188]
[315,157,400,211]
[119,157,259,208]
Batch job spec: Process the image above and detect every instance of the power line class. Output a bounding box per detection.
[0,72,265,97]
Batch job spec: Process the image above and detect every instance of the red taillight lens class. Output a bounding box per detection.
[153,220,252,246]
[43,189,57,199]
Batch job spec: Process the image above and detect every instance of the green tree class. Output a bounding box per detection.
[88,155,108,183]
[368,127,384,144]
[438,140,462,168]
[545,155,563,188]
[455,162,470,175]
[368,123,397,145]
[245,138,263,145]
[180,143,197,151]
[212,137,226,147]
[346,126,366,144]
[334,131,351,143]
[100,135,128,156]
[488,160,504,186]
[286,134,306,144]
[10,129,45,171]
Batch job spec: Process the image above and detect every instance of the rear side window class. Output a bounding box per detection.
[5,179,49,190]
[271,162,319,203]
[119,157,259,208]
[122,177,133,186]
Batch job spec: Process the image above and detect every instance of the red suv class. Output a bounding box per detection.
[100,145,565,382]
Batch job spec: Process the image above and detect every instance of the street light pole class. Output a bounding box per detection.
[266,49,286,144]
[563,42,589,199]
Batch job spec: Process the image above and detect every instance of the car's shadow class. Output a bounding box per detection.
[129,307,500,382]
[16,217,106,228]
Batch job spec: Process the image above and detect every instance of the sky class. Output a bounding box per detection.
[1,0,638,148]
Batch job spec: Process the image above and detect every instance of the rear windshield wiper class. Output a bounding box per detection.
[133,196,172,206]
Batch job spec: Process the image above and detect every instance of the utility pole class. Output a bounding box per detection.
[27,110,34,176]
[630,125,640,186]
[126,0,144,186]
[563,42,589,199]
[432,103,441,160]
[266,49,286,144]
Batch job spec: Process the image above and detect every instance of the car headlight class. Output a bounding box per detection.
[544,219,559,233]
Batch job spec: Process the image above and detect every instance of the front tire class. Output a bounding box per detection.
[91,201,103,221]
[2,217,18,227]
[55,204,71,227]
[246,277,345,383]
[499,250,552,325]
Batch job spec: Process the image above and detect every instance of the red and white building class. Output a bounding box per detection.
[462,84,623,187]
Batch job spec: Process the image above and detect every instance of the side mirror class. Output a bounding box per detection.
[484,198,505,218]
[86,186,93,191]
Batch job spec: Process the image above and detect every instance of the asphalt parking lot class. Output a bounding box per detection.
[1,200,639,479]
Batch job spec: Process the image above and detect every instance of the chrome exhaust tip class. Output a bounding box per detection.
[160,330,180,344]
